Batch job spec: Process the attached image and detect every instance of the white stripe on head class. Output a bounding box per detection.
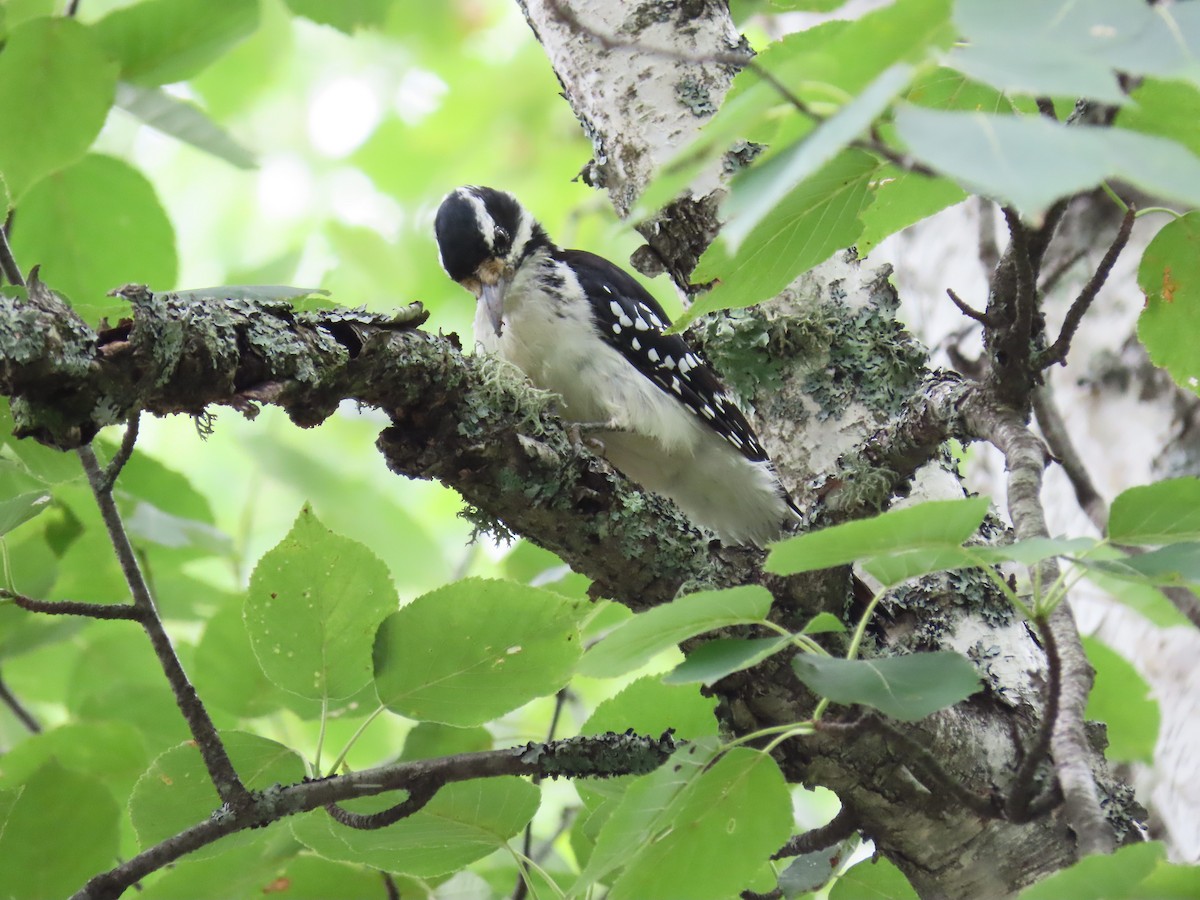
[459,187,495,251]
[506,203,535,266]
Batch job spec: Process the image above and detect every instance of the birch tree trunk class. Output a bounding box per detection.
[518,1,1140,895]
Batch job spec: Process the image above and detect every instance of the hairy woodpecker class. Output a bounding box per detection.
[434,185,797,545]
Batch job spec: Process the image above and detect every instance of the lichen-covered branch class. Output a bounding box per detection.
[72,732,677,900]
[962,392,1116,856]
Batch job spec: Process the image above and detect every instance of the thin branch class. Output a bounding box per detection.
[1031,384,1107,533]
[963,393,1116,855]
[1037,206,1136,369]
[1039,247,1089,297]
[976,197,1001,286]
[772,806,859,859]
[76,444,253,812]
[5,588,142,621]
[513,688,571,900]
[866,715,998,819]
[381,873,400,900]
[100,413,141,492]
[947,288,995,326]
[1002,207,1038,358]
[1006,617,1062,823]
[66,0,82,16]
[72,733,676,900]
[325,779,436,829]
[0,216,25,287]
[1035,97,1058,120]
[0,671,41,733]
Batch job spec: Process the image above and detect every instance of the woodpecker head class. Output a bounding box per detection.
[434,186,548,336]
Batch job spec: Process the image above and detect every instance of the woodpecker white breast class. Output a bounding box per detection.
[434,185,796,545]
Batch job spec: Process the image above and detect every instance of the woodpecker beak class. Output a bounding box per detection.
[476,258,512,338]
[480,279,508,337]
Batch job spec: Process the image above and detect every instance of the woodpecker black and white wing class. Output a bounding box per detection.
[556,249,771,465]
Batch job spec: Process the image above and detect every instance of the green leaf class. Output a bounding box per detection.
[791,651,982,721]
[0,490,50,536]
[767,497,989,575]
[578,585,773,678]
[130,732,305,858]
[10,154,177,324]
[93,0,259,86]
[1083,637,1159,763]
[576,676,719,811]
[803,612,847,634]
[1118,79,1200,159]
[863,545,980,587]
[830,856,919,900]
[685,150,878,325]
[285,0,394,33]
[1018,840,1164,900]
[399,722,493,761]
[373,577,582,726]
[662,638,792,686]
[0,18,117,202]
[114,83,257,169]
[193,602,320,720]
[1099,544,1200,586]
[0,761,119,900]
[722,64,915,250]
[579,740,793,900]
[863,536,1097,586]
[0,720,149,806]
[894,107,1200,219]
[1109,477,1200,544]
[951,0,1200,105]
[581,677,720,744]
[245,505,396,701]
[1082,565,1193,629]
[1137,213,1200,397]
[291,777,539,876]
[857,167,967,255]
[663,636,792,686]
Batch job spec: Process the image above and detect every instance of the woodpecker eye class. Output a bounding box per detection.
[493,226,510,252]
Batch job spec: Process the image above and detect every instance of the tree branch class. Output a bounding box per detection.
[772,805,859,859]
[0,220,26,287]
[3,588,142,620]
[73,733,676,900]
[77,443,253,812]
[0,670,41,733]
[1036,207,1135,370]
[962,393,1116,856]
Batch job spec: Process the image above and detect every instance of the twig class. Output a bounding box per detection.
[5,588,142,621]
[1036,98,1058,120]
[99,413,141,492]
[66,0,82,16]
[0,671,41,733]
[772,805,859,858]
[513,687,571,900]
[963,394,1115,855]
[381,873,400,900]
[1039,247,1089,297]
[1002,207,1038,359]
[1031,384,1107,532]
[1006,617,1062,822]
[1037,207,1136,369]
[72,733,676,900]
[326,779,436,829]
[866,716,998,818]
[0,216,25,287]
[947,288,995,326]
[976,197,1001,282]
[76,444,253,812]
